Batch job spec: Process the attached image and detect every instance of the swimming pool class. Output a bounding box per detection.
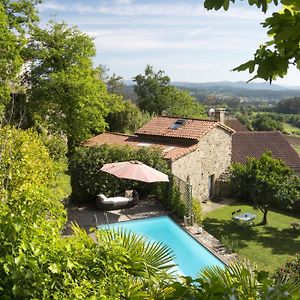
[101,216,225,278]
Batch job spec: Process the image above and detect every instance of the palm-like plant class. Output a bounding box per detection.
[162,260,300,299]
[198,260,260,299]
[97,228,175,277]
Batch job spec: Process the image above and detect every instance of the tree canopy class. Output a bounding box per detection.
[204,0,300,82]
[133,65,171,115]
[276,97,300,114]
[252,114,283,131]
[0,0,39,114]
[27,22,122,156]
[106,100,152,134]
[230,151,298,224]
[134,65,205,118]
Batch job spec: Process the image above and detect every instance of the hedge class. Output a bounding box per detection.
[69,144,170,203]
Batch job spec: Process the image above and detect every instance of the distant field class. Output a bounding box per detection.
[283,122,300,135]
[284,134,300,154]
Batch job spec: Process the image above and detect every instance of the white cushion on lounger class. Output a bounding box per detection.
[98,194,107,200]
[102,196,130,205]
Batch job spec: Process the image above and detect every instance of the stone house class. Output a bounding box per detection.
[84,115,235,202]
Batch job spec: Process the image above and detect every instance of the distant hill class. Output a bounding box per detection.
[171,81,300,101]
[171,81,294,91]
[122,80,300,102]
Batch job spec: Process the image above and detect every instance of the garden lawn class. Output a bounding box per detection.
[203,203,300,273]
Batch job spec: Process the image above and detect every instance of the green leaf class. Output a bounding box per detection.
[49,263,60,273]
[223,0,230,10]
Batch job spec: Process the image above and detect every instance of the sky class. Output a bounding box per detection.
[38,0,300,87]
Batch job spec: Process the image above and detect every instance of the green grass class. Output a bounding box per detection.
[284,134,300,154]
[294,145,300,154]
[203,203,300,273]
[283,122,300,135]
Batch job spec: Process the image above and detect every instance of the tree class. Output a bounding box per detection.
[106,73,124,95]
[204,0,300,82]
[134,65,171,114]
[163,88,205,118]
[276,97,300,114]
[230,152,295,224]
[0,4,21,112]
[134,65,205,117]
[252,114,283,131]
[95,65,125,95]
[0,0,39,115]
[106,100,152,134]
[27,22,121,157]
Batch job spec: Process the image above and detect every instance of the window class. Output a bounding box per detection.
[170,119,186,130]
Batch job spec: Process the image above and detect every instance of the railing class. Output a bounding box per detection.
[171,174,194,226]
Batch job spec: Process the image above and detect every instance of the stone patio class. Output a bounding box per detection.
[63,197,238,265]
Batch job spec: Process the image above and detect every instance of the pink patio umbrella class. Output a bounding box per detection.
[100,160,169,183]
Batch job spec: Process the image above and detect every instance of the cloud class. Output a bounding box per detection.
[115,0,132,4]
[86,25,264,53]
[39,2,67,12]
[39,1,267,21]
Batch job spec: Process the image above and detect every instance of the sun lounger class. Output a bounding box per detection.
[96,190,138,210]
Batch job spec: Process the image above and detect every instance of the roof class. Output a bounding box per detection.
[225,119,249,132]
[232,131,300,170]
[83,132,198,161]
[135,116,234,140]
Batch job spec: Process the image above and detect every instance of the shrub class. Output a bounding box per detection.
[0,128,174,299]
[0,126,65,224]
[41,133,67,163]
[192,198,203,224]
[274,253,300,284]
[69,144,169,203]
[220,236,241,253]
[168,185,187,218]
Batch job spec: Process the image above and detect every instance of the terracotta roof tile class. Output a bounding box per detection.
[225,119,249,132]
[83,132,198,161]
[83,132,138,147]
[135,116,234,140]
[232,131,300,170]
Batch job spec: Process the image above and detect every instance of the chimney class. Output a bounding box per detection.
[215,108,226,124]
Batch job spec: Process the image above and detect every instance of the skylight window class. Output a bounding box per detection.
[170,119,186,130]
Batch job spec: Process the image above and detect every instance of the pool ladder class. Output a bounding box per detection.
[93,210,99,228]
[104,211,110,226]
[94,211,110,228]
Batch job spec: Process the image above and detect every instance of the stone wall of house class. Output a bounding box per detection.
[171,127,232,202]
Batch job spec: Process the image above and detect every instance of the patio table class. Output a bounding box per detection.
[232,212,256,225]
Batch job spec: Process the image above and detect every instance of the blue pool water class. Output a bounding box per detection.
[101,216,224,278]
